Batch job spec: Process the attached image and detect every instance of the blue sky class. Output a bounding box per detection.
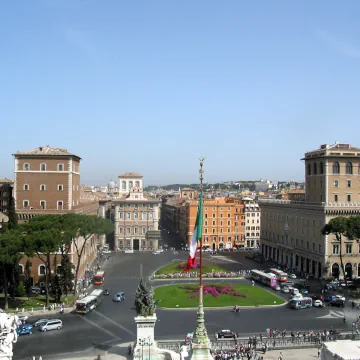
[1,1,360,186]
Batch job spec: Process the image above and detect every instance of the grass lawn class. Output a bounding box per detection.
[155,261,226,275]
[154,284,285,308]
[0,294,77,311]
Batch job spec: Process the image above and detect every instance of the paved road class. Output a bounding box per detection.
[13,251,354,360]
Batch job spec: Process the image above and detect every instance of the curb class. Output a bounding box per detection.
[156,302,288,311]
[151,277,244,282]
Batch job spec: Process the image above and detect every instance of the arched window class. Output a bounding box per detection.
[346,161,353,175]
[320,162,324,174]
[135,181,140,187]
[122,181,126,190]
[307,163,311,175]
[18,264,24,275]
[333,161,340,174]
[129,181,133,189]
[313,163,317,175]
[204,213,208,219]
[38,264,46,276]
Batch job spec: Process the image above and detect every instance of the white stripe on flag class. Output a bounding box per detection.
[189,226,197,259]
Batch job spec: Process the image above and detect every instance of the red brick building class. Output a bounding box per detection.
[12,146,99,286]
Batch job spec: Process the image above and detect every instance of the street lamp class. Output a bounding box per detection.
[138,337,153,360]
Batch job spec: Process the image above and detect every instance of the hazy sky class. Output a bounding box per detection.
[1,1,360,186]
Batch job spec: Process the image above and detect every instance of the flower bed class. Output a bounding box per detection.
[179,285,248,299]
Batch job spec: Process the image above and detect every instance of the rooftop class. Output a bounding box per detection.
[13,146,81,159]
[0,178,13,184]
[303,142,360,159]
[118,172,143,178]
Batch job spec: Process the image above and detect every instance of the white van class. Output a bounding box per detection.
[40,319,62,332]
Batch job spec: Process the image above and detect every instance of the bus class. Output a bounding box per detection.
[251,270,277,288]
[289,297,312,310]
[93,271,105,285]
[269,269,288,282]
[76,289,103,314]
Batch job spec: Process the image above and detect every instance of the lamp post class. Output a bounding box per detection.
[138,337,153,360]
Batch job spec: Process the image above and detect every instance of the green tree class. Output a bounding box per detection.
[59,254,74,296]
[0,229,23,309]
[24,260,33,298]
[15,281,26,297]
[51,257,62,303]
[23,217,63,307]
[64,214,113,296]
[322,217,351,285]
[7,197,18,230]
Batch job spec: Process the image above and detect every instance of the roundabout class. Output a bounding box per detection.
[154,283,286,308]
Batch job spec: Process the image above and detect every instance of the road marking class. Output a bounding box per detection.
[77,314,119,339]
[316,310,345,319]
[94,310,136,337]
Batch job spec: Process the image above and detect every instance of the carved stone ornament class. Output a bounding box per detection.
[0,309,18,355]
[135,278,156,317]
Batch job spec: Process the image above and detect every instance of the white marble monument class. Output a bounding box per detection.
[0,309,19,360]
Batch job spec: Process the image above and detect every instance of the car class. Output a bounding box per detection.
[282,287,290,294]
[330,299,345,308]
[113,292,125,302]
[17,323,33,336]
[185,332,193,344]
[102,249,111,254]
[288,274,297,279]
[215,329,236,339]
[275,285,281,291]
[33,319,49,327]
[124,249,134,254]
[103,289,110,296]
[31,286,41,295]
[40,319,62,332]
[335,295,346,302]
[314,300,324,308]
[290,294,303,301]
[152,251,161,255]
[300,289,309,295]
[311,295,324,302]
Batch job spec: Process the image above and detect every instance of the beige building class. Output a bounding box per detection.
[99,173,161,250]
[243,198,261,249]
[259,142,360,279]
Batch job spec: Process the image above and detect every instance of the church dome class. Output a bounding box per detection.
[108,180,116,189]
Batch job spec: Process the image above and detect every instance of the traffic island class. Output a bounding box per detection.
[154,284,285,308]
[153,261,240,279]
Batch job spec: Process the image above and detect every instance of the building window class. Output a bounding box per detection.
[40,200,46,209]
[307,163,311,175]
[212,213,216,218]
[227,236,231,242]
[334,194,338,202]
[40,184,46,191]
[23,200,29,208]
[134,227,138,234]
[320,162,324,174]
[333,161,340,174]
[119,226,123,234]
[142,227,146,234]
[334,180,339,188]
[346,244,352,254]
[134,213,138,220]
[347,180,352,188]
[347,194,352,202]
[18,264,24,275]
[40,163,46,171]
[313,163,317,175]
[58,184,63,191]
[38,265,46,276]
[126,227,131,234]
[220,213,223,218]
[228,228,231,232]
[23,184,29,191]
[58,164,64,171]
[205,213,208,219]
[57,200,64,210]
[333,244,339,255]
[346,161,353,175]
[212,236,216,242]
[204,228,208,234]
[214,221,217,226]
[23,163,30,171]
[212,228,215,233]
[122,181,126,190]
[228,213,231,218]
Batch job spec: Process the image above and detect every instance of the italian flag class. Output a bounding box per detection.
[185,194,203,271]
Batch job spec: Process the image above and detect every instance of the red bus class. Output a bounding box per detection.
[93,271,105,285]
[269,268,288,282]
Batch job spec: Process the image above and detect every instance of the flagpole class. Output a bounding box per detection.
[190,157,212,360]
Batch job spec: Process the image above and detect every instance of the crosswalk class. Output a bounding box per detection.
[317,310,345,319]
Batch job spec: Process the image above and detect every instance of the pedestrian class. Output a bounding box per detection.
[278,351,283,360]
[318,348,321,358]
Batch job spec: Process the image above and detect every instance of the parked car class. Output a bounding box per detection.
[17,323,33,336]
[124,249,134,254]
[330,299,345,308]
[113,292,125,302]
[40,319,62,332]
[215,329,236,339]
[33,319,49,327]
[313,300,324,308]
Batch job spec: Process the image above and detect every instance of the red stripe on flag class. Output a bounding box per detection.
[185,243,197,271]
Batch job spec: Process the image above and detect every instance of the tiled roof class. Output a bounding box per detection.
[13,146,80,158]
[0,178,13,184]
[118,172,143,178]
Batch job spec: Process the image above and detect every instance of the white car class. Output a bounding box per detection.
[152,251,161,255]
[282,287,290,294]
[314,300,324,307]
[335,295,346,301]
[275,285,281,291]
[103,249,111,254]
[288,274,297,279]
[124,249,134,254]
